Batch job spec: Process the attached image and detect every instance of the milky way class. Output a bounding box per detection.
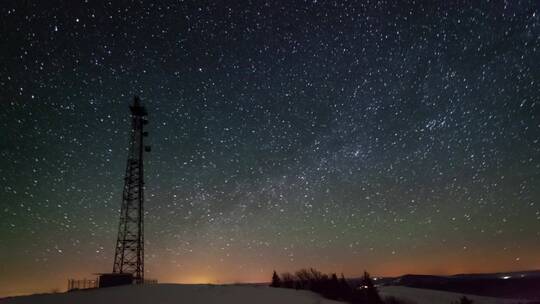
[1,0,539,297]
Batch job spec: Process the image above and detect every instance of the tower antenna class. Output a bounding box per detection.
[112,96,150,284]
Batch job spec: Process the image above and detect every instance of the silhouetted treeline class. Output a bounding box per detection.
[270,268,383,304]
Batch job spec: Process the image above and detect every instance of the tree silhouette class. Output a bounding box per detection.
[351,271,383,304]
[270,270,281,287]
[339,273,352,299]
[363,271,382,304]
[280,272,295,289]
[326,273,340,299]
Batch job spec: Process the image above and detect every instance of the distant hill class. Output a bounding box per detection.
[374,270,540,300]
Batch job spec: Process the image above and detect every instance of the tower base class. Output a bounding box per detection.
[98,273,134,288]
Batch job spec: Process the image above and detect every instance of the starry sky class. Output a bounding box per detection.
[1,0,539,297]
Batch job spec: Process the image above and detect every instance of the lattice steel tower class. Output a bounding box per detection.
[113,96,150,284]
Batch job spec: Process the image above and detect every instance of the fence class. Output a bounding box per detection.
[67,278,98,291]
[67,277,158,291]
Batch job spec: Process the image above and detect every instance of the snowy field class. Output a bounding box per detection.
[2,284,531,304]
[379,286,529,304]
[1,284,343,304]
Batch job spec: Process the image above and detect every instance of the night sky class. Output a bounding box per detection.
[1,0,539,297]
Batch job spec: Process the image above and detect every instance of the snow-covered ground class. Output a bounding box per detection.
[379,286,529,304]
[2,284,344,304]
[3,284,531,304]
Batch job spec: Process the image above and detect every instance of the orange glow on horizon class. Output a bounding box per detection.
[177,276,216,284]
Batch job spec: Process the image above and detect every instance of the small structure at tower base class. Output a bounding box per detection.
[98,273,134,288]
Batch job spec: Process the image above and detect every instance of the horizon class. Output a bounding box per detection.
[1,0,538,299]
[4,266,540,297]
[5,268,540,298]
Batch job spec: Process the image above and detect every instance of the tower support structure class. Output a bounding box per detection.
[112,96,150,284]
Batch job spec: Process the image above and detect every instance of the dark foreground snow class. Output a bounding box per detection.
[2,284,344,304]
